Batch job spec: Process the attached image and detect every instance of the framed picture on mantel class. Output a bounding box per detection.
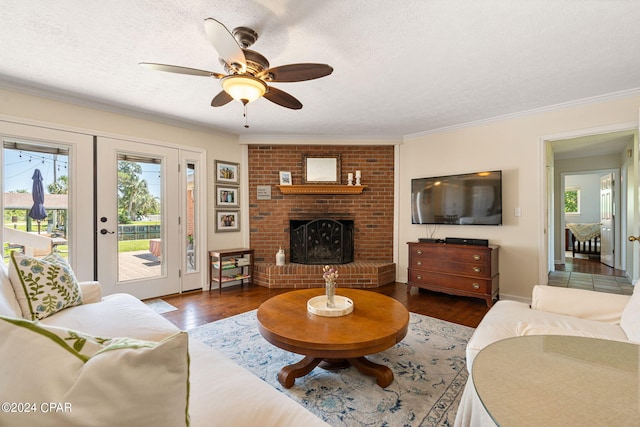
[303,154,341,184]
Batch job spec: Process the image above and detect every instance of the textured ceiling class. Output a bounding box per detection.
[1,1,640,140]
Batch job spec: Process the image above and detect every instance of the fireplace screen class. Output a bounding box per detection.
[290,219,354,264]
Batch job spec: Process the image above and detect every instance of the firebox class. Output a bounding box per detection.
[290,218,354,265]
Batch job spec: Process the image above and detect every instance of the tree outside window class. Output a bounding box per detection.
[564,187,580,214]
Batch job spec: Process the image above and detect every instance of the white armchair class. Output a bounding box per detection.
[455,284,639,426]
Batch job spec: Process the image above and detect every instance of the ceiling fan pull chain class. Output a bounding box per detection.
[244,103,249,128]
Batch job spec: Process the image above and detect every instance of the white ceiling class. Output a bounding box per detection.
[1,1,640,142]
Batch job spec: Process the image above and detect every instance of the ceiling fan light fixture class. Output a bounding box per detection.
[221,74,267,104]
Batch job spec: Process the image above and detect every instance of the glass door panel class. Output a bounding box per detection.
[117,155,162,282]
[3,140,70,261]
[186,162,196,273]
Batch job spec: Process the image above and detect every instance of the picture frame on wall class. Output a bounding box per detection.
[303,154,341,184]
[215,185,239,207]
[215,160,240,184]
[279,171,292,185]
[215,210,240,232]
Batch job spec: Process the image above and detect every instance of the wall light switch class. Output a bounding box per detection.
[514,207,521,217]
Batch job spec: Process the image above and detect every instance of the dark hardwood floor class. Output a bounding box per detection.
[159,282,491,331]
[554,254,626,276]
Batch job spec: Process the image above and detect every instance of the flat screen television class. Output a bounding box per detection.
[411,170,502,225]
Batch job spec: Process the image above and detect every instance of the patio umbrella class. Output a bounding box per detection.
[28,169,47,234]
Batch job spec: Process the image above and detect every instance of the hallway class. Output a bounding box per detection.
[552,254,633,295]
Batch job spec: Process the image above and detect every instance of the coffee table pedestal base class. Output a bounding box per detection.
[278,355,394,389]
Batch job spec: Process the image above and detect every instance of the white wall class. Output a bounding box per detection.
[0,87,246,267]
[564,173,601,224]
[399,95,640,301]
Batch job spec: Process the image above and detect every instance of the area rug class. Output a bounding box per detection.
[144,298,178,314]
[190,310,474,427]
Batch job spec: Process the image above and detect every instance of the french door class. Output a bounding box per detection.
[96,137,181,299]
[0,121,94,280]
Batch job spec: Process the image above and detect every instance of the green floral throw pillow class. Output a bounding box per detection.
[8,251,82,320]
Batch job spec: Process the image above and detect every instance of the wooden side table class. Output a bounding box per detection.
[208,248,254,294]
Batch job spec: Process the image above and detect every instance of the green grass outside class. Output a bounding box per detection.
[3,220,160,257]
[118,239,152,252]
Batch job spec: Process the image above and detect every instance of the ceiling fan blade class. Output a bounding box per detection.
[262,63,333,82]
[264,86,303,110]
[139,62,224,78]
[204,18,246,73]
[211,90,233,107]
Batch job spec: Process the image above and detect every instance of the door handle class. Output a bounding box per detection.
[100,229,115,235]
[629,236,640,242]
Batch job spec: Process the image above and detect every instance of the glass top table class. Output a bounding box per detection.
[472,335,640,426]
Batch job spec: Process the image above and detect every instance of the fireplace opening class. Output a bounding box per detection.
[290,218,354,265]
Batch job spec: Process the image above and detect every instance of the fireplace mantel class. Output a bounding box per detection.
[277,185,367,195]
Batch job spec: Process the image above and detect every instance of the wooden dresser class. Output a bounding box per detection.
[407,242,499,306]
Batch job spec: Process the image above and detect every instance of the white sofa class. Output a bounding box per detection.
[0,259,329,427]
[454,284,639,426]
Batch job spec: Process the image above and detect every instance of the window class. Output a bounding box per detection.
[564,187,580,215]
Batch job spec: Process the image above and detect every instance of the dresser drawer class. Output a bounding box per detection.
[410,258,489,278]
[410,246,490,264]
[409,270,491,294]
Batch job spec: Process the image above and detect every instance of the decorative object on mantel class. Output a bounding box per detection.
[278,184,366,195]
[306,265,354,317]
[347,172,353,186]
[303,154,341,184]
[355,170,361,185]
[279,171,292,185]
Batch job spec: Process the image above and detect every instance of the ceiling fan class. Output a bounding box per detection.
[140,18,333,126]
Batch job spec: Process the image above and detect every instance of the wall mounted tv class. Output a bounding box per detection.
[411,170,502,225]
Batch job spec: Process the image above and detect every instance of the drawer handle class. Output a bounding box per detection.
[473,254,481,261]
[417,250,423,255]
[417,260,423,266]
[473,267,481,273]
[416,275,422,280]
[472,283,480,290]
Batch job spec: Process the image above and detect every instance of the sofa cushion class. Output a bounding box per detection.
[0,315,189,427]
[0,261,21,317]
[8,252,82,320]
[466,300,628,373]
[41,292,180,341]
[621,284,640,343]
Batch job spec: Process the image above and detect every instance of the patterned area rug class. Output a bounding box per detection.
[143,298,178,314]
[190,310,473,426]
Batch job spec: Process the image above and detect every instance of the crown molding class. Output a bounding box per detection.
[404,87,640,141]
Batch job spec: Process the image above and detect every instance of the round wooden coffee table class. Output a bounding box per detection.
[257,288,410,388]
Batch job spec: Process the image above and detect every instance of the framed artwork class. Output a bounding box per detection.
[303,154,341,184]
[215,210,240,232]
[215,160,240,184]
[279,171,292,185]
[215,185,239,207]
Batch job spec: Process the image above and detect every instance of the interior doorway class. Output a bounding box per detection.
[547,128,637,281]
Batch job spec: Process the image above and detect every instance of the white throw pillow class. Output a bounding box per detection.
[621,285,640,343]
[0,260,21,317]
[8,251,82,320]
[0,316,190,427]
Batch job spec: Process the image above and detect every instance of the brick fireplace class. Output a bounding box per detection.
[248,145,395,288]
